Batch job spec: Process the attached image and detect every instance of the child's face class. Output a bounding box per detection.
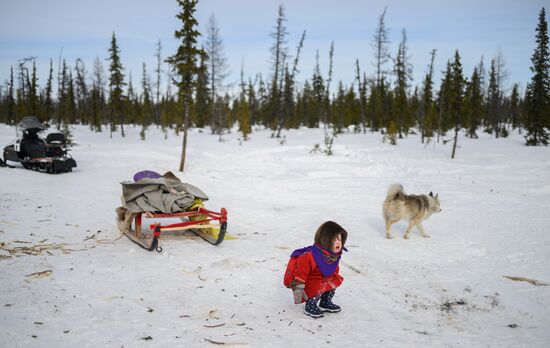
[332,234,343,253]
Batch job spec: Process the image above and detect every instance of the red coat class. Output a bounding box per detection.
[293,251,343,299]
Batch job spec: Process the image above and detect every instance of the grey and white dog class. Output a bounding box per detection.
[383,184,441,239]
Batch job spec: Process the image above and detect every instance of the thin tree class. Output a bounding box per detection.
[107,32,126,137]
[205,13,229,137]
[4,66,16,124]
[322,42,335,155]
[166,0,207,172]
[91,57,106,131]
[140,62,153,139]
[393,29,412,138]
[276,29,306,138]
[154,39,163,125]
[509,84,521,131]
[465,66,483,138]
[494,49,509,133]
[194,50,210,128]
[486,59,500,135]
[66,70,76,125]
[43,60,54,121]
[372,6,391,88]
[437,61,452,143]
[355,59,367,133]
[485,49,509,137]
[57,59,69,128]
[237,64,251,140]
[74,58,89,124]
[420,49,437,143]
[28,61,39,117]
[525,7,549,146]
[267,4,288,131]
[449,50,465,159]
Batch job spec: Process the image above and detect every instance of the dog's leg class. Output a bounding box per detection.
[416,222,430,238]
[385,220,395,239]
[403,220,416,239]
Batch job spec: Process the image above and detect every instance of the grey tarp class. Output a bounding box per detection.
[120,177,209,213]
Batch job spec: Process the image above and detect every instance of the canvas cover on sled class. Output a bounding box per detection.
[120,174,209,214]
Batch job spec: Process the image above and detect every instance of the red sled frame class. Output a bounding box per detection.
[125,207,227,252]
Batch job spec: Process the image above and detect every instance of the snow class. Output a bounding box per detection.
[1,124,549,347]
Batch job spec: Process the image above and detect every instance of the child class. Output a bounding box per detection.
[284,221,348,318]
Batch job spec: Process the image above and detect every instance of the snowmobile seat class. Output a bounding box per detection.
[46,133,66,144]
[20,132,46,159]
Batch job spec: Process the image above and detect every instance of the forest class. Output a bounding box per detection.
[0,4,548,151]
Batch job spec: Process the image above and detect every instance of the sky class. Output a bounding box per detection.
[0,0,547,97]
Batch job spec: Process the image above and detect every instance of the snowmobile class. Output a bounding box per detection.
[2,116,77,173]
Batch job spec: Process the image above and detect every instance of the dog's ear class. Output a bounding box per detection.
[429,191,433,197]
[435,193,439,199]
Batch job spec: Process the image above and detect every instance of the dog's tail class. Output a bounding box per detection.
[386,183,405,201]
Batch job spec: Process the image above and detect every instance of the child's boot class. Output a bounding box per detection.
[319,289,341,313]
[304,296,324,318]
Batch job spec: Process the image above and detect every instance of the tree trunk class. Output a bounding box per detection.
[437,100,443,143]
[355,60,366,133]
[451,122,459,159]
[179,91,190,172]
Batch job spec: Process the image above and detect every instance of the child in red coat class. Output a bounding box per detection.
[284,221,348,318]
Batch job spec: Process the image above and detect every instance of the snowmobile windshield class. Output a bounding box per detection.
[17,116,45,132]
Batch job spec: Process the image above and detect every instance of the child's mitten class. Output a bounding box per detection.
[292,282,308,304]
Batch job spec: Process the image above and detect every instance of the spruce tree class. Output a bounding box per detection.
[333,81,346,133]
[74,59,89,125]
[367,79,384,131]
[525,7,550,146]
[437,61,453,142]
[509,84,521,130]
[140,62,153,139]
[6,66,16,123]
[108,32,126,137]
[126,74,139,127]
[420,49,437,142]
[311,51,325,128]
[66,71,76,125]
[486,59,501,136]
[91,57,106,132]
[194,52,209,129]
[57,60,69,128]
[449,50,465,159]
[166,0,206,171]
[465,67,483,138]
[247,77,259,125]
[236,67,251,140]
[277,30,305,138]
[43,60,54,122]
[393,29,412,138]
[28,61,39,117]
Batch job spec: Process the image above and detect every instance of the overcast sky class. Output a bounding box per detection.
[0,0,546,96]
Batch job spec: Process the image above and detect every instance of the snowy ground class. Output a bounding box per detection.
[1,124,549,347]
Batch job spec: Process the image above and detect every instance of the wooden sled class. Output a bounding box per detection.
[117,207,227,252]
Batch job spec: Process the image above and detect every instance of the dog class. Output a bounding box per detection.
[383,184,441,239]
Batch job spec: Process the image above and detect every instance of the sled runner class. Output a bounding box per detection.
[116,206,227,251]
[2,116,77,173]
[116,171,228,251]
